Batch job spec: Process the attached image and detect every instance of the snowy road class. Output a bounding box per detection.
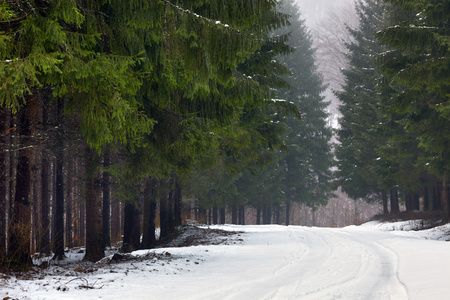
[4,222,450,300]
[150,225,410,300]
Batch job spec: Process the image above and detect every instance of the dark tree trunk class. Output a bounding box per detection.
[141,178,157,249]
[256,207,261,225]
[40,154,51,254]
[32,133,41,255]
[123,201,141,252]
[238,206,242,225]
[84,147,104,262]
[447,184,450,219]
[239,206,245,225]
[79,198,86,247]
[8,93,39,267]
[262,206,266,224]
[231,204,237,224]
[394,190,400,213]
[131,200,141,250]
[382,191,388,214]
[123,203,133,252]
[405,194,412,212]
[275,206,280,224]
[167,178,175,234]
[443,175,449,220]
[110,199,121,244]
[73,201,79,247]
[65,154,73,249]
[10,154,32,266]
[73,157,82,248]
[38,98,50,254]
[194,198,198,220]
[263,205,271,224]
[185,200,191,221]
[220,207,226,224]
[74,156,82,247]
[390,189,400,214]
[197,201,207,224]
[423,186,430,211]
[212,206,218,224]
[52,148,65,260]
[52,100,65,260]
[285,201,291,226]
[433,181,442,211]
[8,113,19,248]
[173,177,182,227]
[0,163,5,260]
[0,109,10,262]
[159,180,169,240]
[102,148,111,248]
[412,194,420,211]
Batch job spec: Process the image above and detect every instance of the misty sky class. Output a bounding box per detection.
[295,0,355,28]
[293,0,357,117]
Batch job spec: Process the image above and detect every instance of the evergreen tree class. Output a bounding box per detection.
[0,0,289,265]
[377,0,450,217]
[336,0,444,215]
[210,0,335,226]
[276,0,334,222]
[236,0,334,225]
[335,0,386,201]
[170,2,295,226]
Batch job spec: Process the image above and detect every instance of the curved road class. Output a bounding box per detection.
[180,226,409,300]
[29,224,450,299]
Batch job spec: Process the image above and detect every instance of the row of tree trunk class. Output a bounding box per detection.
[380,182,447,215]
[206,183,449,227]
[1,90,448,268]
[0,96,187,268]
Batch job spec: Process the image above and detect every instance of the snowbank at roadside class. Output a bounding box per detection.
[360,219,450,241]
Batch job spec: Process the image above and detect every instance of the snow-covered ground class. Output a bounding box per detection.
[2,220,450,300]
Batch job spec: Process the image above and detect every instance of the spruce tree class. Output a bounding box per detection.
[377,0,450,217]
[1,0,288,263]
[335,0,386,201]
[336,0,443,215]
[236,0,334,224]
[276,0,334,221]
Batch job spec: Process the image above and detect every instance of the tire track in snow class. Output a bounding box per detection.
[338,227,410,299]
[143,225,409,300]
[196,226,408,300]
[268,226,409,299]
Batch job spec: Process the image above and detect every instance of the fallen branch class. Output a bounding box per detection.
[65,276,104,290]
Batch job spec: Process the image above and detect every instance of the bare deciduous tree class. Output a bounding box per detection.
[311,2,359,91]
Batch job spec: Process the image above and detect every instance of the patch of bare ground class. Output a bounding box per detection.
[158,225,244,248]
[1,225,242,279]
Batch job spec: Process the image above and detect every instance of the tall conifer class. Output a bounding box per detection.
[377,0,450,217]
[335,0,386,200]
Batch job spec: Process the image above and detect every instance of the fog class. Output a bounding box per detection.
[295,0,357,119]
[295,0,356,27]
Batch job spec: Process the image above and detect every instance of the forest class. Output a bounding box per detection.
[0,0,449,270]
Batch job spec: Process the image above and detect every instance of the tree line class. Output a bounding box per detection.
[0,0,334,269]
[335,0,450,218]
[2,0,447,271]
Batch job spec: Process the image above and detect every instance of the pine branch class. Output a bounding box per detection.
[0,12,29,24]
[161,0,253,38]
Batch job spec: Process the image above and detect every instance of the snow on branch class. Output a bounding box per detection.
[162,0,243,35]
